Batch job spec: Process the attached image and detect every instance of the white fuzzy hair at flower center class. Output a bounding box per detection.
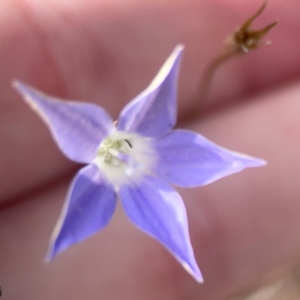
[94,131,157,187]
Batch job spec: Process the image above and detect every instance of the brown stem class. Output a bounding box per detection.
[196,50,236,106]
[190,1,277,119]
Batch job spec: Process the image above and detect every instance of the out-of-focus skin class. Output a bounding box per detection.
[1,0,300,299]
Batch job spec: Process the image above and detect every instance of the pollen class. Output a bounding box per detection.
[93,131,157,186]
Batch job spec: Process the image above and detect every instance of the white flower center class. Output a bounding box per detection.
[93,131,157,187]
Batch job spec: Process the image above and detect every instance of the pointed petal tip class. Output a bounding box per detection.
[44,248,55,264]
[11,79,20,89]
[241,155,267,168]
[170,44,184,63]
[253,158,267,167]
[195,274,204,284]
[12,80,28,94]
[12,81,47,103]
[11,80,38,107]
[44,255,52,265]
[151,43,184,87]
[45,240,64,263]
[120,175,203,283]
[182,262,204,283]
[12,80,28,97]
[117,44,184,137]
[229,148,267,169]
[173,43,185,54]
[230,156,267,176]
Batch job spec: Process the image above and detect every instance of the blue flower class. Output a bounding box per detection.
[14,45,265,282]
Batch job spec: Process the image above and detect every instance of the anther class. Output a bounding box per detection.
[125,139,132,148]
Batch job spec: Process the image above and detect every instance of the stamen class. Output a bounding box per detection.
[93,131,157,186]
[125,139,132,148]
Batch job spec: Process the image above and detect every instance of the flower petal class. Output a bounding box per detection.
[13,81,113,163]
[47,164,117,260]
[153,130,266,187]
[119,175,203,282]
[117,45,183,138]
